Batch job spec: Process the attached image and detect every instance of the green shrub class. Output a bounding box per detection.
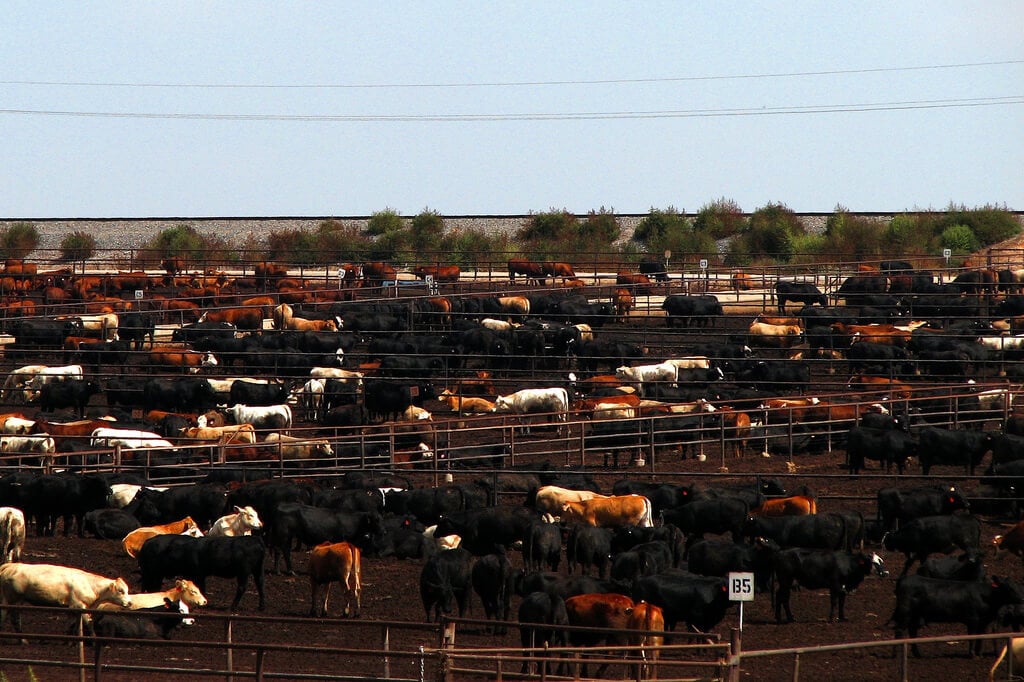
[0,222,40,260]
[147,224,205,260]
[365,209,405,236]
[694,198,746,240]
[580,208,620,245]
[824,209,886,261]
[633,207,688,246]
[57,231,96,261]
[939,223,980,253]
[940,203,1020,245]
[734,203,802,262]
[410,209,446,253]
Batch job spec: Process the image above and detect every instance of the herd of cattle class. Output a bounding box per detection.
[3,254,1024,675]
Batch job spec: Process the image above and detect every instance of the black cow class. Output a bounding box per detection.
[38,379,101,418]
[471,551,515,633]
[836,273,888,306]
[918,427,994,475]
[609,541,674,590]
[420,546,473,622]
[229,380,290,407]
[565,525,613,577]
[916,552,985,581]
[118,311,156,350]
[21,473,112,537]
[136,534,267,610]
[876,485,969,533]
[631,572,731,632]
[103,376,147,408]
[142,377,219,413]
[92,599,193,640]
[83,508,142,540]
[524,521,561,572]
[882,513,981,576]
[611,481,688,517]
[171,321,236,344]
[844,341,910,372]
[662,497,749,548]
[735,360,810,394]
[775,281,826,313]
[687,537,779,592]
[891,574,1024,656]
[661,294,723,328]
[744,513,849,551]
[9,318,84,354]
[268,503,379,574]
[638,258,670,282]
[772,549,887,623]
[72,339,132,372]
[132,484,228,530]
[363,380,435,422]
[518,592,570,676]
[432,506,540,556]
[610,524,686,569]
[846,426,916,474]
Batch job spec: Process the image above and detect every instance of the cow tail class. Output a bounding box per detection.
[642,497,654,528]
[837,513,849,552]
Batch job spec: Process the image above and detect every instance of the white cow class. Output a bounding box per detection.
[978,335,1024,351]
[422,525,462,550]
[28,364,85,389]
[533,485,608,515]
[0,435,56,458]
[309,367,363,382]
[207,506,263,537]
[402,405,433,421]
[107,484,168,509]
[0,563,131,632]
[58,313,119,341]
[90,428,175,450]
[493,387,570,430]
[0,508,25,563]
[296,378,325,420]
[481,318,518,332]
[2,365,49,403]
[664,356,712,370]
[0,417,35,435]
[224,404,293,429]
[615,362,678,385]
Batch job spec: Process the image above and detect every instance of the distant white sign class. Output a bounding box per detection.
[699,259,709,270]
[134,290,144,300]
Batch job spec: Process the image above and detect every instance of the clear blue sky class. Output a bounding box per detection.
[2,2,1021,218]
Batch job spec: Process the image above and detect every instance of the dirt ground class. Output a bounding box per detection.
[0,298,1021,681]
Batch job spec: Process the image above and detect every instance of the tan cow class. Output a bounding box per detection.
[122,517,204,558]
[0,563,131,632]
[96,578,207,614]
[309,541,362,617]
[264,432,334,464]
[182,423,257,445]
[560,495,654,528]
[0,508,25,563]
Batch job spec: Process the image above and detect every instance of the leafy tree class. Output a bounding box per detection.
[736,202,802,262]
[824,208,886,260]
[940,203,1020,245]
[579,208,620,245]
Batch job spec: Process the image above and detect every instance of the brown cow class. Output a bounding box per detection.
[544,262,576,281]
[122,517,203,558]
[255,261,289,285]
[148,348,218,374]
[614,288,634,321]
[560,495,653,528]
[616,272,652,295]
[507,259,546,285]
[412,265,460,283]
[361,262,397,287]
[309,541,362,617]
[198,306,265,331]
[564,593,636,677]
[750,495,817,516]
[732,272,755,291]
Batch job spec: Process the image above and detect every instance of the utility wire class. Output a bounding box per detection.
[0,60,1021,90]
[0,96,1020,122]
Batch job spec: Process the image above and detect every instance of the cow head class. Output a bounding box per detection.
[175,579,208,609]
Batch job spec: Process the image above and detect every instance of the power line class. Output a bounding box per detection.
[1,60,1021,90]
[0,95,1020,122]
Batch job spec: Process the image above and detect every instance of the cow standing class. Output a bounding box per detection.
[308,541,362,617]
